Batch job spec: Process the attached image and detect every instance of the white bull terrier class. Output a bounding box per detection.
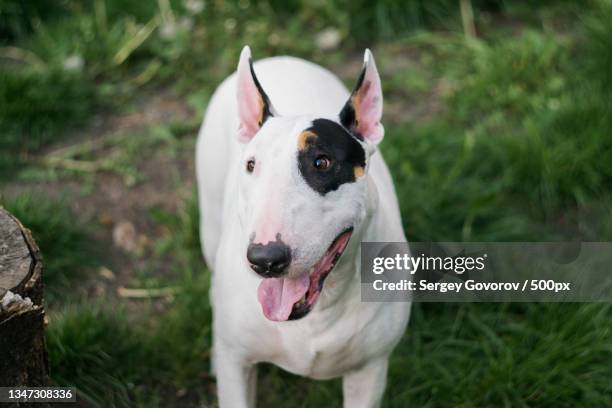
[196,46,410,408]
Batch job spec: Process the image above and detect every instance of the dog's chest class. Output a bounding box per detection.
[260,305,385,379]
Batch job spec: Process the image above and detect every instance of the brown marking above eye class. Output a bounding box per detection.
[298,130,317,151]
[354,166,364,178]
[257,97,264,126]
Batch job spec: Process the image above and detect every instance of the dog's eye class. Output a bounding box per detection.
[313,155,332,171]
[246,159,256,173]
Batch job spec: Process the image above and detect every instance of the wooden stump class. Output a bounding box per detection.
[0,207,49,388]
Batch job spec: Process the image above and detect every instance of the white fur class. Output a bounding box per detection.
[196,51,410,408]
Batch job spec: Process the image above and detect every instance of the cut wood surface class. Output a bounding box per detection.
[0,207,49,394]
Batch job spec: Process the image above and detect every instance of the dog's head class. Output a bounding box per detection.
[235,46,384,321]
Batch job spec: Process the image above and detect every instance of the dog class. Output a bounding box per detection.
[196,46,410,408]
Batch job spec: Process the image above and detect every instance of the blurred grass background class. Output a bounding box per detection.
[1,0,611,406]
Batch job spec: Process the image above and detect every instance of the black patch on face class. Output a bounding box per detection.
[249,58,273,126]
[298,118,366,195]
[339,65,366,141]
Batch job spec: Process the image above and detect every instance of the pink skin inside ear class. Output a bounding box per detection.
[237,53,263,142]
[355,57,384,144]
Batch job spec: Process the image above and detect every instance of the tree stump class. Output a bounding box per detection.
[0,207,49,388]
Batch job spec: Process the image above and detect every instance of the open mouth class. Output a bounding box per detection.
[257,227,353,322]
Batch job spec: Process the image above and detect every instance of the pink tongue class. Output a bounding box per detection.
[257,273,310,321]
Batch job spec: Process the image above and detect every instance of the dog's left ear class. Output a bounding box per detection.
[237,46,276,143]
[339,49,384,145]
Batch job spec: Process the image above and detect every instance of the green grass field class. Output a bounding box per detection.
[1,0,611,406]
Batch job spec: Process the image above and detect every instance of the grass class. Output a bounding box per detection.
[380,14,612,242]
[47,269,213,407]
[384,303,612,407]
[47,306,147,407]
[2,0,612,407]
[0,67,97,175]
[0,0,516,175]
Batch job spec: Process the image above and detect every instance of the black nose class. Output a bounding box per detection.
[247,240,291,277]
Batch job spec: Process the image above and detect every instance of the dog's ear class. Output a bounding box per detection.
[339,49,384,145]
[237,46,275,143]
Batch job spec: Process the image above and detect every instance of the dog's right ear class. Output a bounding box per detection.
[339,49,384,145]
[237,46,275,143]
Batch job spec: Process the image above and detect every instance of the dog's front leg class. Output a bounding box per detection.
[342,358,389,408]
[215,343,258,408]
